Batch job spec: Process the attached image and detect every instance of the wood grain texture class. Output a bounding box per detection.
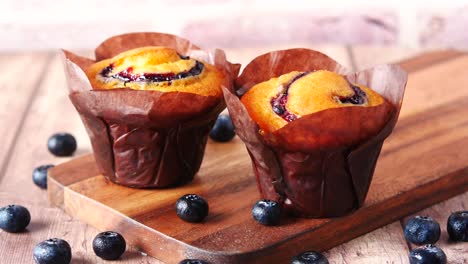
[0,53,52,178]
[0,53,92,203]
[353,47,468,263]
[400,54,468,117]
[48,52,468,263]
[0,53,159,264]
[325,222,410,263]
[0,192,161,264]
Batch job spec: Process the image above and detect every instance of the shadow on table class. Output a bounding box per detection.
[27,220,49,232]
[71,256,94,264]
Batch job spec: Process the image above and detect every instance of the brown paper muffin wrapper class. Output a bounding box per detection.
[224,48,407,217]
[62,32,240,188]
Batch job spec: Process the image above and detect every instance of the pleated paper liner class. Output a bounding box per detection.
[224,48,407,217]
[63,32,240,188]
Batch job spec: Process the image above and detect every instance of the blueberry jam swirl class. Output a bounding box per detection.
[271,72,308,122]
[99,54,204,84]
[339,84,367,105]
[271,73,368,122]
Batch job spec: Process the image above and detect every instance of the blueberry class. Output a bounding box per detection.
[252,199,282,226]
[178,259,208,264]
[0,204,31,233]
[404,216,441,245]
[47,133,77,157]
[176,194,209,223]
[291,251,329,264]
[409,244,446,264]
[33,238,72,264]
[209,114,235,142]
[447,211,468,241]
[92,231,126,260]
[32,164,54,189]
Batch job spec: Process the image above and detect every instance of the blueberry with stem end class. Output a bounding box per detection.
[409,244,446,264]
[209,115,235,142]
[447,211,468,242]
[92,231,126,260]
[291,251,329,264]
[404,216,441,245]
[47,133,77,157]
[0,204,31,233]
[176,194,209,223]
[252,199,282,226]
[32,164,54,189]
[33,238,72,264]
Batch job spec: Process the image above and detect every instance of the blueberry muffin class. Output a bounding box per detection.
[224,48,406,217]
[64,33,238,188]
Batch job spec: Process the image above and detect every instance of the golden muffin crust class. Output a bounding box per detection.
[241,70,390,133]
[85,46,224,97]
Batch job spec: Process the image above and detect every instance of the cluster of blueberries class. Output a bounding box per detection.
[0,115,466,264]
[404,214,468,264]
[177,194,328,264]
[187,195,468,264]
[0,115,242,264]
[0,204,129,263]
[0,132,131,263]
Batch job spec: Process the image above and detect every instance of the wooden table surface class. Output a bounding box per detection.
[0,45,466,264]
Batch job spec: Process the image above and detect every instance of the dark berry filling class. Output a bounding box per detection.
[271,74,368,122]
[100,64,114,76]
[270,72,308,122]
[339,84,367,105]
[99,55,204,84]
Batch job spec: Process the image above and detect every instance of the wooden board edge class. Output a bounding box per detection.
[48,171,65,209]
[48,154,97,208]
[234,166,468,263]
[53,164,468,263]
[61,182,215,263]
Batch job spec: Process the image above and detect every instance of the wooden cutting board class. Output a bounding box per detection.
[48,51,468,264]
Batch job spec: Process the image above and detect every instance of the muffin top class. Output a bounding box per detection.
[85,46,224,97]
[241,70,390,133]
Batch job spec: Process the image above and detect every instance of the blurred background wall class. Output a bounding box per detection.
[1,0,467,51]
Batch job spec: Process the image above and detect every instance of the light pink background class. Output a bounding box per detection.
[1,0,467,51]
